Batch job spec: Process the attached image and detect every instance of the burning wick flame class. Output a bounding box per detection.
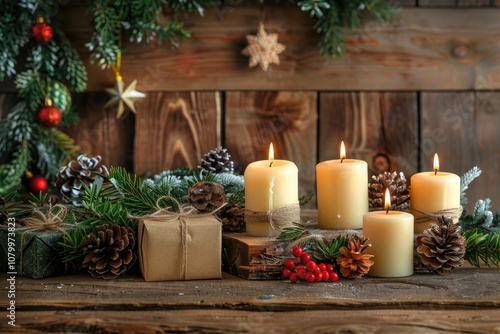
[269,143,274,167]
[433,153,439,175]
[340,141,346,163]
[385,188,391,214]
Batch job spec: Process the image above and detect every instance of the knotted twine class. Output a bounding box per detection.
[134,196,226,280]
[18,204,70,275]
[412,206,463,224]
[244,202,301,232]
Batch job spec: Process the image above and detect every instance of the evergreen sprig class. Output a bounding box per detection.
[462,229,500,268]
[460,166,481,206]
[301,0,398,57]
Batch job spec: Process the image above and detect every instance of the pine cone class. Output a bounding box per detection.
[217,205,245,233]
[55,155,109,206]
[188,181,227,212]
[368,171,410,211]
[82,224,137,279]
[336,236,374,278]
[198,147,235,176]
[416,216,466,275]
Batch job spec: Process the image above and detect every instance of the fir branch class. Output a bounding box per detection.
[313,235,349,263]
[278,222,309,241]
[0,141,30,196]
[460,166,481,206]
[165,0,216,16]
[299,193,313,206]
[14,70,45,112]
[462,229,500,268]
[52,27,88,92]
[60,228,87,268]
[0,102,34,157]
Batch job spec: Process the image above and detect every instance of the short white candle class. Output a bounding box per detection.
[316,141,368,229]
[363,189,414,277]
[244,143,299,237]
[411,154,460,233]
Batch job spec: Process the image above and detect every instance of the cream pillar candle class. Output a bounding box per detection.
[316,142,368,229]
[363,189,414,277]
[244,143,299,237]
[410,154,461,233]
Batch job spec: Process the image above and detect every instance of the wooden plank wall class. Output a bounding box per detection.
[1,1,499,212]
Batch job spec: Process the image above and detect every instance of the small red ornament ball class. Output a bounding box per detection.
[32,22,53,44]
[38,105,61,128]
[29,175,49,193]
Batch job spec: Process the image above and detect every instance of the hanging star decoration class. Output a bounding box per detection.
[104,28,145,118]
[104,76,145,118]
[242,23,286,72]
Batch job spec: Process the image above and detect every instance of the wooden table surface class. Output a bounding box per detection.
[1,267,500,333]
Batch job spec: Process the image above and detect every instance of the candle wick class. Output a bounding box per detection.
[341,158,344,163]
[434,169,438,175]
[269,161,274,167]
[386,207,389,214]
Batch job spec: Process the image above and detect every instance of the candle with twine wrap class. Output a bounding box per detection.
[136,196,225,281]
[410,155,461,233]
[0,204,74,279]
[244,144,300,237]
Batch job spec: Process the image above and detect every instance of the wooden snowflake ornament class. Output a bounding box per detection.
[242,23,286,72]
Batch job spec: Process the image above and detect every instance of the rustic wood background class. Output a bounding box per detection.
[1,1,499,211]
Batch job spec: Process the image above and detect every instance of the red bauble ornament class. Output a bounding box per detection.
[29,175,49,193]
[38,105,62,128]
[32,20,53,44]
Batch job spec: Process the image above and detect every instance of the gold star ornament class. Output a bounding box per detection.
[104,77,146,118]
[242,23,286,72]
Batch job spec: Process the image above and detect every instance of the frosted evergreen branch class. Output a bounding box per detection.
[460,166,481,206]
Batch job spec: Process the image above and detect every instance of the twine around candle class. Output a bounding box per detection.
[244,202,301,231]
[412,206,463,224]
[133,196,226,280]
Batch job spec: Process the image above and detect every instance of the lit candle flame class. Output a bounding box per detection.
[340,141,346,162]
[385,188,391,214]
[433,153,439,175]
[268,143,274,167]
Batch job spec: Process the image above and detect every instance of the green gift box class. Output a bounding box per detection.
[0,226,72,279]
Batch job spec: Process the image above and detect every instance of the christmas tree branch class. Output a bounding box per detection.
[462,229,500,268]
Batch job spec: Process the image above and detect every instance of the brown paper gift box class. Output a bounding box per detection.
[138,217,222,281]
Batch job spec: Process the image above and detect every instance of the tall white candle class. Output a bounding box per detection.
[410,154,461,233]
[316,141,368,229]
[363,189,414,277]
[245,143,299,237]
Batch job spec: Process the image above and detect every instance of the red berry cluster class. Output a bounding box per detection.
[282,246,339,283]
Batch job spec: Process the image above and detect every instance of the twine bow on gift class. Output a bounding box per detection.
[413,206,463,224]
[21,204,69,233]
[18,204,70,275]
[136,196,226,280]
[244,202,301,232]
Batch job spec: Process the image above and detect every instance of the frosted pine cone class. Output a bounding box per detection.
[55,155,109,206]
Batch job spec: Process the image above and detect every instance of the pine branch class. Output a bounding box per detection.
[462,229,500,268]
[460,166,482,206]
[14,70,45,112]
[0,101,34,158]
[52,26,88,92]
[0,141,31,196]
